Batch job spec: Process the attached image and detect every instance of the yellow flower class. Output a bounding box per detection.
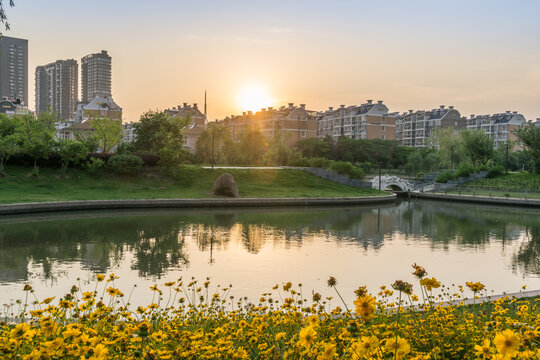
[353,295,376,321]
[466,281,485,292]
[385,336,411,359]
[88,343,108,360]
[419,277,441,291]
[317,343,336,360]
[474,339,492,358]
[275,332,286,341]
[307,315,319,327]
[358,336,379,356]
[96,274,105,282]
[10,323,30,339]
[493,329,521,357]
[298,326,317,348]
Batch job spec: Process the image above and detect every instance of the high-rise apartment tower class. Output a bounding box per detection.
[35,59,78,120]
[81,50,111,102]
[0,36,28,105]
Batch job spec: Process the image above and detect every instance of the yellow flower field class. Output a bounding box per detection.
[0,265,538,359]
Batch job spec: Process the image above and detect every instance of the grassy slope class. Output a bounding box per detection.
[465,172,540,191]
[0,166,385,204]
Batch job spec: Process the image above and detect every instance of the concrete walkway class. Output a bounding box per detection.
[413,192,540,207]
[0,195,397,215]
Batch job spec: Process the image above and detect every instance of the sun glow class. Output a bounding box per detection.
[237,84,274,112]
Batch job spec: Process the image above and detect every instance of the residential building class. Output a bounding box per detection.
[74,94,122,122]
[221,103,318,147]
[396,105,466,148]
[466,111,526,149]
[35,59,78,120]
[165,102,207,152]
[81,50,111,102]
[0,36,28,105]
[123,122,137,143]
[317,100,397,141]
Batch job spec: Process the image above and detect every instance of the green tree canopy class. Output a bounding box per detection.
[133,111,190,166]
[516,123,540,173]
[87,117,124,153]
[460,130,494,166]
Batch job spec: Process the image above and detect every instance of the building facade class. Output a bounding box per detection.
[466,111,526,149]
[317,100,397,141]
[0,36,28,105]
[221,103,318,147]
[81,50,111,102]
[396,105,466,147]
[35,59,78,120]
[74,94,122,122]
[165,102,207,152]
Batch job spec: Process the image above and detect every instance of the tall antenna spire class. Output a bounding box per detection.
[204,90,207,118]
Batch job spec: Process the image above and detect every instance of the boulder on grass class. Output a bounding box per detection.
[213,173,239,197]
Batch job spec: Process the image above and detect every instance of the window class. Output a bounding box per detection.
[381,134,385,140]
[381,126,386,131]
[301,131,307,137]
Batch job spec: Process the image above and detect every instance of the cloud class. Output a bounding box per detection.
[266,27,292,34]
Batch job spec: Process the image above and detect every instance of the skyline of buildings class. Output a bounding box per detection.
[0,36,28,105]
[35,59,78,120]
[81,50,111,103]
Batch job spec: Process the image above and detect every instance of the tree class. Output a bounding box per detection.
[436,128,467,169]
[460,130,494,166]
[195,121,231,164]
[87,117,124,153]
[0,0,14,32]
[17,114,55,176]
[0,113,20,176]
[264,133,297,166]
[56,140,89,178]
[133,111,190,166]
[239,128,267,165]
[0,134,18,176]
[516,123,540,173]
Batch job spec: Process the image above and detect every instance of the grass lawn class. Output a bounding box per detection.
[464,172,540,191]
[0,166,386,204]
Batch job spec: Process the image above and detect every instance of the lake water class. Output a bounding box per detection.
[1,199,539,308]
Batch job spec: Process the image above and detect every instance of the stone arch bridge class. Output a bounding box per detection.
[371,175,415,192]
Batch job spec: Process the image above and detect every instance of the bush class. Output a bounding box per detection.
[329,161,365,179]
[135,151,160,167]
[416,172,425,180]
[435,171,456,183]
[107,154,143,175]
[84,157,105,174]
[357,161,373,173]
[456,163,475,178]
[487,165,505,178]
[308,157,331,168]
[288,156,310,167]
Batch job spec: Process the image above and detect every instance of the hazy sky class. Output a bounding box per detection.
[7,0,540,121]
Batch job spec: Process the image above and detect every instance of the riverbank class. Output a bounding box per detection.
[0,166,387,205]
[412,191,540,207]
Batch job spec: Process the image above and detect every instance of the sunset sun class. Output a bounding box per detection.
[237,84,274,112]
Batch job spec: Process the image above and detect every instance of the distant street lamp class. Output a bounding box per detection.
[375,162,382,191]
[211,132,215,169]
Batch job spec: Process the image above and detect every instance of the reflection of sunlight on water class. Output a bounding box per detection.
[1,200,540,307]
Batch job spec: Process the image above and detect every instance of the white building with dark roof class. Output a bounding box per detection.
[396,105,466,148]
[317,100,397,141]
[466,111,526,149]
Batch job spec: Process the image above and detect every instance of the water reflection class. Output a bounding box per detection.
[0,200,539,285]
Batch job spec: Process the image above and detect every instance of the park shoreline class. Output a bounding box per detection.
[411,191,540,207]
[0,194,397,215]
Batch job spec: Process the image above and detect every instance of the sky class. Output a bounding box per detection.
[6,0,540,121]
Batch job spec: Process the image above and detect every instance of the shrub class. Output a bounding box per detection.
[85,157,105,174]
[416,172,425,180]
[107,154,143,175]
[330,161,365,179]
[435,171,456,183]
[357,161,373,173]
[288,156,310,167]
[456,163,475,178]
[487,165,505,178]
[308,157,331,168]
[135,151,160,167]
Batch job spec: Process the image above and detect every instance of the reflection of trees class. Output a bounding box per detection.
[2,200,540,283]
[513,226,540,276]
[0,215,190,281]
